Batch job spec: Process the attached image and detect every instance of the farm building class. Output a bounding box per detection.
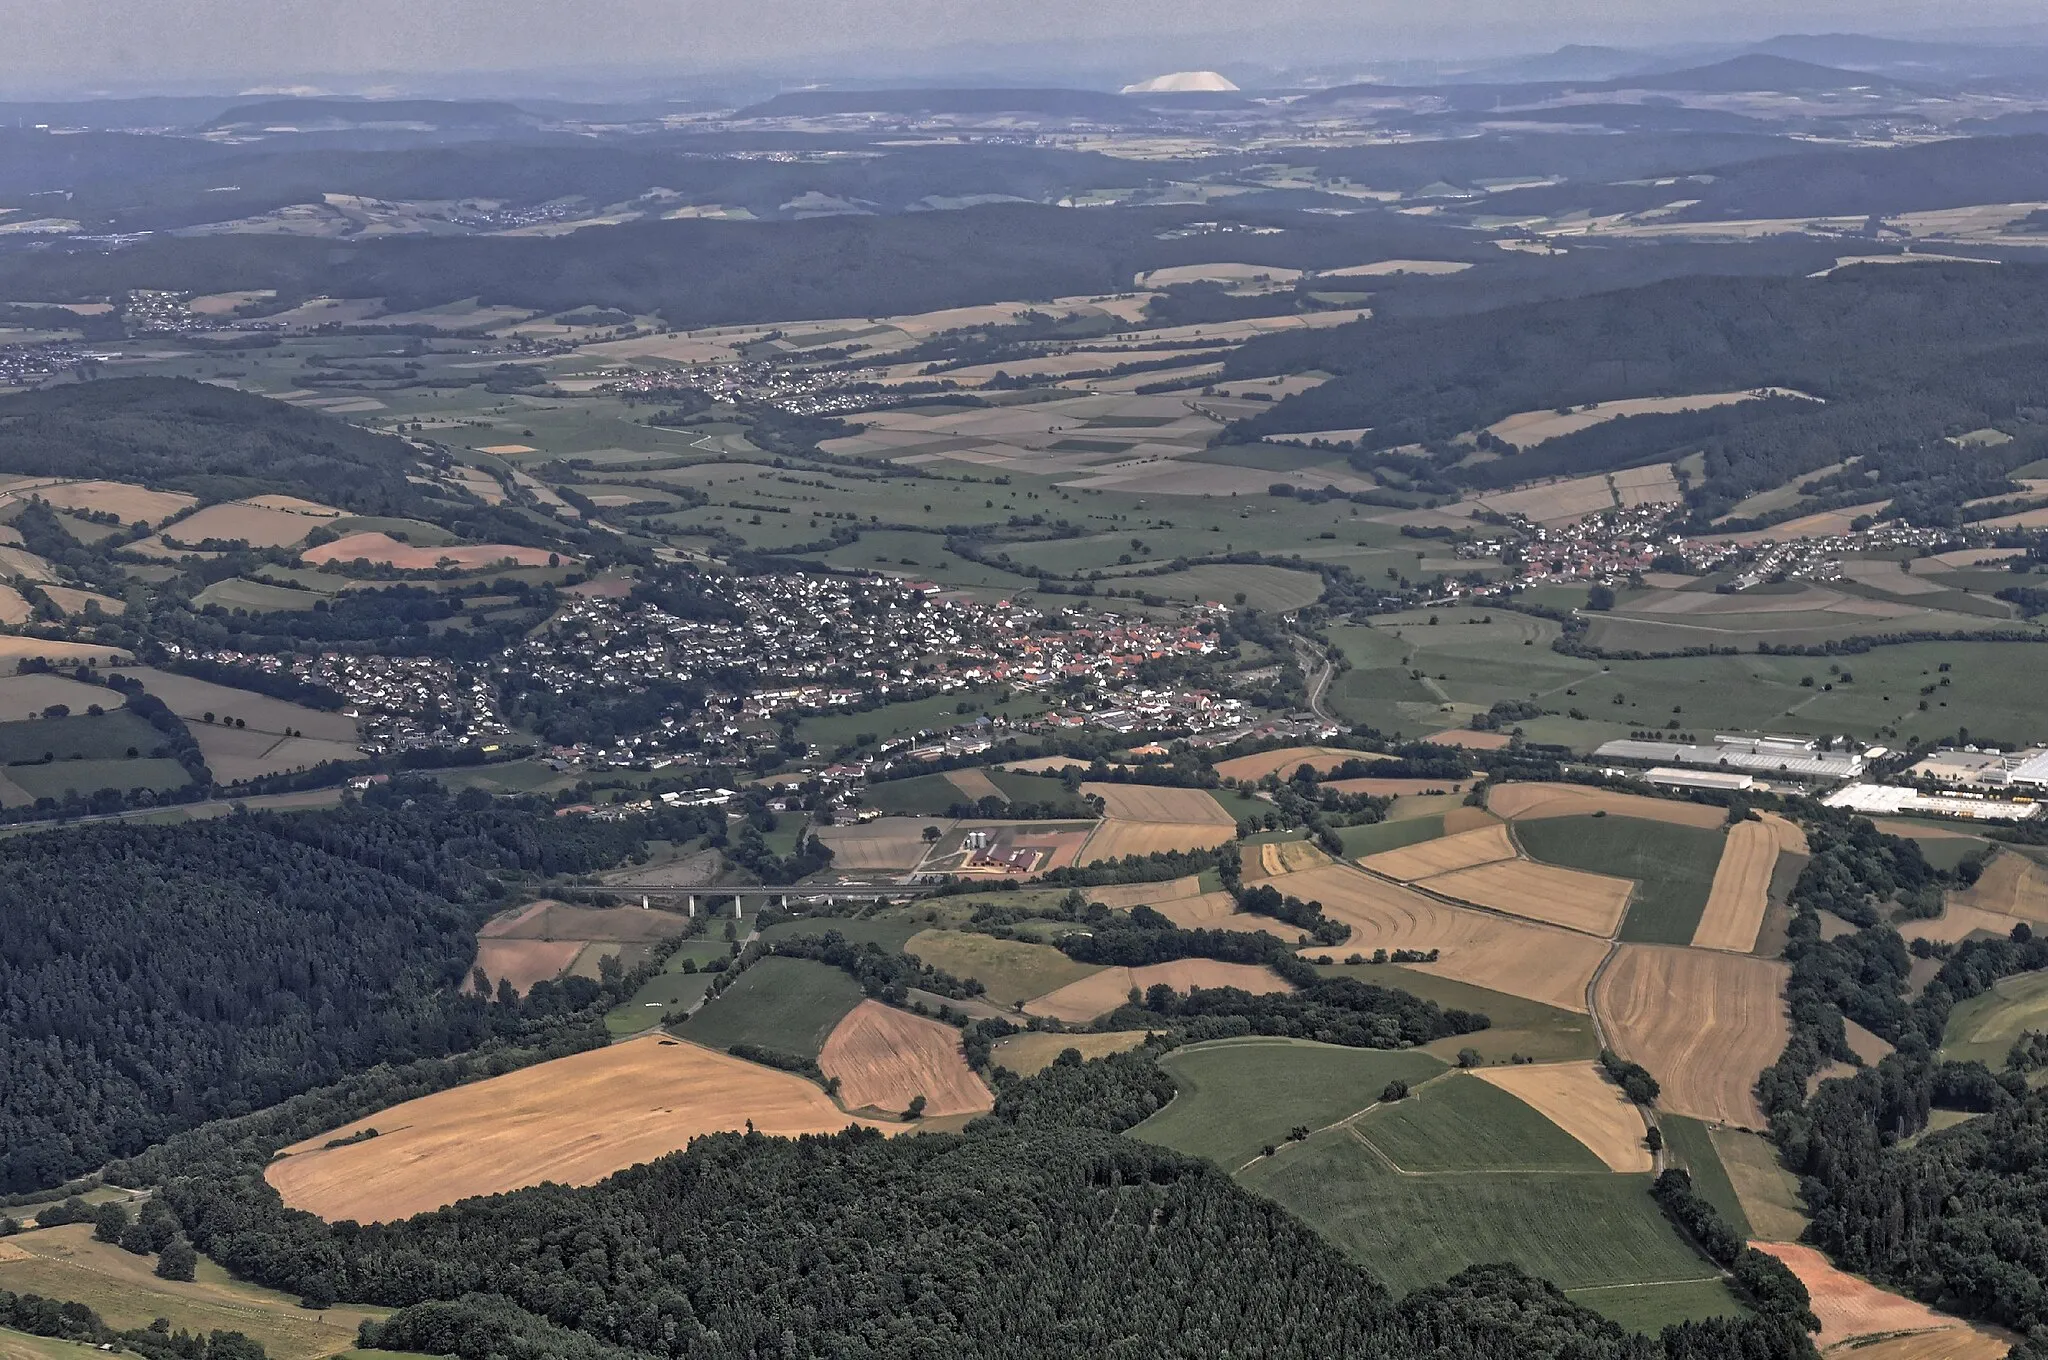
[1823,784,2041,822]
[1594,733,1864,782]
[1643,767,1757,793]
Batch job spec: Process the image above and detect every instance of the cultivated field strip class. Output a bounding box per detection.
[1756,1243,1988,1347]
[1360,823,1517,881]
[1277,865,1609,1013]
[1213,745,1373,782]
[818,1000,992,1118]
[1487,783,1729,829]
[1148,891,1257,929]
[1023,960,1292,1024]
[266,1037,894,1222]
[1595,945,1790,1130]
[1473,1062,1652,1173]
[1418,860,1634,938]
[1084,875,1204,909]
[1082,782,1237,826]
[941,767,1007,803]
[1691,819,1781,952]
[1081,818,1237,863]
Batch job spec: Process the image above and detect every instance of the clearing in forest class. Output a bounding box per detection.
[1359,823,1516,881]
[819,1000,993,1118]
[1595,944,1789,1129]
[1473,1062,1651,1172]
[266,1038,889,1223]
[1278,864,1609,1013]
[1024,960,1292,1024]
[1691,819,1781,952]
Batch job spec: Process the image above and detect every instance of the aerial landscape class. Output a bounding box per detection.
[10,0,2048,1356]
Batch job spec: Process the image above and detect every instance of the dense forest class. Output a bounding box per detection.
[0,781,687,1192]
[1226,263,2048,522]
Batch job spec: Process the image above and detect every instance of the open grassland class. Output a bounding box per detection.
[1333,815,1444,857]
[1595,945,1789,1129]
[604,941,730,1037]
[1081,783,1236,825]
[1081,817,1235,862]
[1131,1038,1444,1168]
[991,1030,1151,1076]
[1473,1062,1651,1172]
[1489,783,1729,829]
[127,666,358,743]
[266,1037,889,1223]
[1024,960,1292,1024]
[1241,1126,1714,1296]
[0,709,164,764]
[905,929,1102,1006]
[1513,815,1724,944]
[1757,1243,1986,1347]
[1213,745,1369,782]
[680,957,867,1057]
[1657,1114,1751,1234]
[1355,1073,1606,1173]
[0,673,125,721]
[1942,969,2048,1067]
[819,1000,992,1118]
[1419,859,1635,937]
[1711,1126,1809,1241]
[6,757,194,802]
[1360,822,1515,880]
[1279,864,1609,1013]
[0,1225,379,1360]
[758,913,922,951]
[29,479,197,525]
[488,899,695,943]
[1324,776,1473,797]
[1693,819,1783,952]
[1564,1279,1750,1333]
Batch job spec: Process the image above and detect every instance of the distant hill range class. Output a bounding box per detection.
[1304,55,1927,107]
[734,88,1145,122]
[204,98,541,133]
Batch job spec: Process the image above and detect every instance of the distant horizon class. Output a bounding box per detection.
[6,0,2048,100]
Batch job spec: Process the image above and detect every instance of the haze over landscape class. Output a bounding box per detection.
[7,5,2048,1360]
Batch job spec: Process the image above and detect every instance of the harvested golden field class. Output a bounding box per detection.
[1757,1244,1981,1346]
[942,767,1006,803]
[1274,839,1333,873]
[1149,891,1251,928]
[1823,1329,2011,1360]
[473,938,583,995]
[1325,776,1471,797]
[0,585,26,625]
[1762,810,1808,855]
[816,817,952,869]
[1083,818,1236,862]
[1360,823,1516,880]
[991,1030,1151,1076]
[1488,783,1729,829]
[1442,806,1503,834]
[38,586,124,617]
[0,672,124,718]
[1274,865,1608,1013]
[1953,850,2048,920]
[1085,875,1202,908]
[1691,818,1781,952]
[267,1038,889,1222]
[1214,745,1371,782]
[485,899,690,943]
[0,637,129,667]
[166,502,336,549]
[819,1000,992,1118]
[1901,903,2039,945]
[1082,783,1235,825]
[1025,960,1291,1024]
[303,531,564,570]
[125,666,359,743]
[1420,859,1634,937]
[1474,1061,1651,1172]
[1595,945,1789,1129]
[33,480,196,525]
[1419,729,1512,750]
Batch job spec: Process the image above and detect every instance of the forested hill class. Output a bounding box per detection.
[0,378,426,515]
[0,784,672,1192]
[1222,262,2048,519]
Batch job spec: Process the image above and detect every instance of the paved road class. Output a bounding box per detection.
[1294,638,1337,723]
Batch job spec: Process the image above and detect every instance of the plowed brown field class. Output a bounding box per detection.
[1082,783,1236,825]
[819,1000,992,1118]
[1025,960,1291,1023]
[1595,944,1788,1129]
[267,1038,889,1222]
[1474,1061,1651,1172]
[1361,823,1516,880]
[1691,819,1780,952]
[1420,859,1633,936]
[1756,1244,1982,1346]
[1488,783,1727,829]
[1273,864,1609,1012]
[473,938,582,995]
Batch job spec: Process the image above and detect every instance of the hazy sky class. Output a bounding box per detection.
[5,0,2046,90]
